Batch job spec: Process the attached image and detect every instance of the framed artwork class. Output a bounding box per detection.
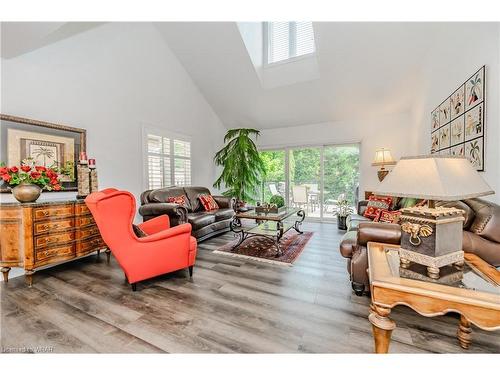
[450,85,465,120]
[465,138,483,170]
[431,131,439,153]
[465,67,484,111]
[450,143,465,157]
[430,66,485,171]
[439,97,451,125]
[464,102,484,141]
[0,114,86,192]
[450,116,464,146]
[439,124,450,149]
[431,109,440,131]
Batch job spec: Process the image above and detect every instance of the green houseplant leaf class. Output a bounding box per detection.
[213,128,266,205]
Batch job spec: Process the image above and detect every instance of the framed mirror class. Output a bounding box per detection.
[0,114,86,192]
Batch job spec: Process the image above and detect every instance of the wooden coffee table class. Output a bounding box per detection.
[230,207,305,257]
[367,242,500,353]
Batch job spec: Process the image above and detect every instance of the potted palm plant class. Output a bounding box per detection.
[337,195,354,230]
[213,128,266,209]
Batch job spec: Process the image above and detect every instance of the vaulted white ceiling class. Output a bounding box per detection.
[156,22,443,129]
[2,22,443,129]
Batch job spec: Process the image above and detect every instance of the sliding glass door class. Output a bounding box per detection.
[323,145,360,219]
[259,143,360,221]
[289,147,321,219]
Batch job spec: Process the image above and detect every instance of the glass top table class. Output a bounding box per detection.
[230,207,306,256]
[367,242,500,353]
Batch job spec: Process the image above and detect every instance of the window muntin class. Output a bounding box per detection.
[266,22,315,64]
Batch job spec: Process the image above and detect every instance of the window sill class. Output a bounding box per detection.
[264,53,316,68]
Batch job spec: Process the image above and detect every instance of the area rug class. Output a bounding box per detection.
[213,231,313,266]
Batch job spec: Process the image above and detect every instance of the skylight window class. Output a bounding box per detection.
[265,22,315,65]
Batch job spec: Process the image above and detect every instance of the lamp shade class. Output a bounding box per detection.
[372,148,396,166]
[373,155,494,201]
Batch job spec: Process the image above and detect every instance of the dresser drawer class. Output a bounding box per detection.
[35,231,75,249]
[75,203,91,216]
[36,244,75,262]
[75,215,96,227]
[76,225,101,240]
[76,236,104,255]
[33,205,73,221]
[34,218,74,235]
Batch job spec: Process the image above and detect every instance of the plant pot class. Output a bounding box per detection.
[337,215,348,230]
[12,183,42,203]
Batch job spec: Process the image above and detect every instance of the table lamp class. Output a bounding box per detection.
[373,155,494,279]
[372,148,397,181]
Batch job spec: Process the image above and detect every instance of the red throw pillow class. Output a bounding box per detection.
[377,209,401,224]
[199,194,219,211]
[167,195,187,206]
[363,195,393,220]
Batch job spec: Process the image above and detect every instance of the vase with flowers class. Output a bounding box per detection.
[0,159,63,203]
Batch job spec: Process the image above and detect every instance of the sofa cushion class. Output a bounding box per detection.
[464,198,500,243]
[187,212,216,231]
[199,194,220,211]
[363,195,392,219]
[149,187,192,211]
[375,209,401,224]
[347,214,372,231]
[214,208,234,221]
[184,187,212,212]
[167,195,188,207]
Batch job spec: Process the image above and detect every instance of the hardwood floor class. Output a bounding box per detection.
[1,222,499,353]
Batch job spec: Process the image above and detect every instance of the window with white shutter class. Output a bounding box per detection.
[265,22,315,65]
[144,129,192,189]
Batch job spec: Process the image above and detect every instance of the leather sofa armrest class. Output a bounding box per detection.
[212,195,236,210]
[139,203,188,224]
[357,200,369,215]
[357,222,401,247]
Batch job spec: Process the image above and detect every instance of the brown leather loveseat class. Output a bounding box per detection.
[139,186,236,242]
[339,198,500,295]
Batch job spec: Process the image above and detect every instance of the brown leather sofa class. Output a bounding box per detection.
[339,198,500,296]
[139,186,236,242]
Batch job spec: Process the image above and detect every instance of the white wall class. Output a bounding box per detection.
[0,23,226,211]
[257,113,416,199]
[411,23,500,203]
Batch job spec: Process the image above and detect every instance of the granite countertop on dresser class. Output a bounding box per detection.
[0,198,86,207]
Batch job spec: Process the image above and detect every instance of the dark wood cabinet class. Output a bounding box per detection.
[0,199,108,286]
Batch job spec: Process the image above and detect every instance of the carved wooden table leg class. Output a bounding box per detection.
[105,249,111,264]
[1,267,11,283]
[457,315,472,349]
[369,304,396,353]
[25,269,35,287]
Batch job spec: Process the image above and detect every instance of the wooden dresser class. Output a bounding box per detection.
[0,199,108,286]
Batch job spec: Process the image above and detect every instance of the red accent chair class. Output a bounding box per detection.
[85,188,197,291]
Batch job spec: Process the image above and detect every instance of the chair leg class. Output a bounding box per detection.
[188,266,194,278]
[131,283,137,291]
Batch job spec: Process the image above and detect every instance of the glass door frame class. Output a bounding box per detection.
[259,141,361,222]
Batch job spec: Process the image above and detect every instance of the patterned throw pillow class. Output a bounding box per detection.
[363,195,393,219]
[375,209,401,224]
[167,195,187,206]
[199,194,219,211]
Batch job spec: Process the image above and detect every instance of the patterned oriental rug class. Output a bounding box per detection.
[214,231,313,266]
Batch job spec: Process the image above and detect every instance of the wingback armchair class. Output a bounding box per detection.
[85,188,197,291]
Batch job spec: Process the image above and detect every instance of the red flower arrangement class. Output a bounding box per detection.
[0,162,63,191]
